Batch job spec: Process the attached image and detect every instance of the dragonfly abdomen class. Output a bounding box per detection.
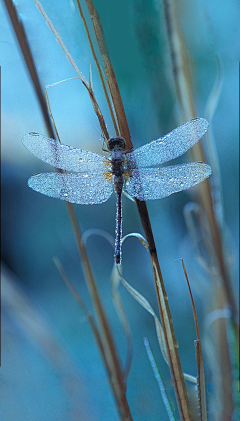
[115,190,123,265]
[108,141,126,264]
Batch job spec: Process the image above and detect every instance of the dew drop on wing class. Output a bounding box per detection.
[126,118,209,168]
[27,172,113,204]
[125,162,211,201]
[22,132,108,173]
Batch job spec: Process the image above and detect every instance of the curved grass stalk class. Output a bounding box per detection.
[3,0,54,138]
[7,0,133,417]
[10,0,221,418]
[81,228,133,381]
[162,0,237,323]
[116,262,169,365]
[162,0,238,418]
[177,259,207,421]
[111,266,133,382]
[34,0,109,141]
[53,257,108,366]
[75,0,119,136]
[151,258,192,420]
[55,256,134,398]
[204,58,224,226]
[66,203,133,420]
[77,1,193,419]
[83,0,131,147]
[144,337,176,421]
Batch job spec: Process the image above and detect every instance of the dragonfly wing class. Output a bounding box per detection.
[126,118,209,168]
[125,163,212,200]
[28,172,113,204]
[22,133,107,172]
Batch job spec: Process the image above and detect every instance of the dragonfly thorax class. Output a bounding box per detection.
[110,148,126,178]
[107,136,126,151]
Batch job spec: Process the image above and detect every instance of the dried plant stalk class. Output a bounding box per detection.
[84,0,131,146]
[66,203,133,421]
[178,259,207,421]
[6,0,133,417]
[152,260,191,420]
[34,0,109,141]
[81,1,192,419]
[3,0,54,137]
[162,0,238,418]
[75,0,119,135]
[162,0,237,322]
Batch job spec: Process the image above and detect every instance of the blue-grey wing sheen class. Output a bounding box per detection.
[22,133,107,173]
[125,162,212,200]
[28,172,113,204]
[126,118,209,168]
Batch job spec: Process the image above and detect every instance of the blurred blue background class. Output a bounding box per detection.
[1,0,239,420]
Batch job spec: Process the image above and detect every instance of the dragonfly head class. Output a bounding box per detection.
[107,136,126,151]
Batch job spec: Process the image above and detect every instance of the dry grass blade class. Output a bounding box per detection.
[183,203,218,272]
[204,60,224,224]
[54,256,132,394]
[116,266,171,368]
[34,0,109,140]
[66,203,133,421]
[225,318,240,418]
[122,233,149,251]
[144,337,176,421]
[177,259,207,421]
[84,0,131,146]
[75,0,119,135]
[205,58,223,125]
[151,259,192,420]
[81,2,192,419]
[10,0,133,416]
[111,267,133,381]
[3,0,54,138]
[195,341,208,421]
[162,0,237,324]
[2,265,92,418]
[81,229,133,381]
[162,0,237,416]
[54,257,107,361]
[33,0,87,88]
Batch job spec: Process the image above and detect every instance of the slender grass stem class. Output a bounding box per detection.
[162,0,238,417]
[84,1,192,419]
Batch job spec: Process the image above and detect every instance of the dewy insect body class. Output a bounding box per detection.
[22,118,212,265]
[107,136,127,264]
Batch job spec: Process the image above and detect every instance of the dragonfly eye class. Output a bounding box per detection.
[107,136,126,151]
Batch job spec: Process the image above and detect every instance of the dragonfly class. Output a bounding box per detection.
[22,117,211,264]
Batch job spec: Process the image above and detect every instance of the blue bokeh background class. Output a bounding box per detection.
[1,0,239,420]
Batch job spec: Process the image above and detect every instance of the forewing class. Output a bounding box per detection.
[125,162,212,200]
[22,133,107,172]
[28,172,113,204]
[126,118,209,168]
